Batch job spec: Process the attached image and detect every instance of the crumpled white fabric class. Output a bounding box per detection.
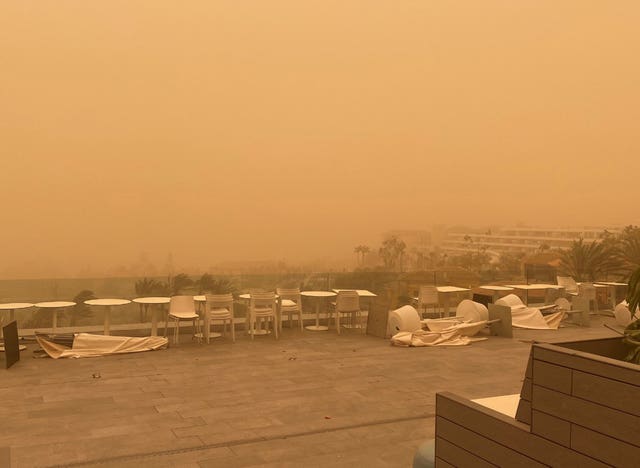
[390,324,488,347]
[496,294,565,329]
[36,333,168,359]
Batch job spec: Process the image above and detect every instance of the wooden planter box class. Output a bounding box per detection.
[435,337,640,467]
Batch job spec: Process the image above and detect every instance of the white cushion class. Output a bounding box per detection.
[495,294,525,309]
[456,299,488,322]
[388,305,421,333]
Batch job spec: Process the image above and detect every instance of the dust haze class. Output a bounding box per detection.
[1,1,639,279]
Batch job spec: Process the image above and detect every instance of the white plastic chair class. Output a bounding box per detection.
[556,276,579,296]
[332,290,363,335]
[415,285,440,318]
[249,291,278,339]
[204,294,235,343]
[276,287,303,332]
[166,295,201,345]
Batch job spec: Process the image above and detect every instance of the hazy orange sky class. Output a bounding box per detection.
[1,1,639,278]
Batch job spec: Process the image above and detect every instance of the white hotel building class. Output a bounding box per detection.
[441,226,620,259]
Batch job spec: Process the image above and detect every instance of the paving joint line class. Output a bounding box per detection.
[46,412,436,467]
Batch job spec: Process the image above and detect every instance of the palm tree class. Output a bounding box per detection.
[69,290,97,327]
[617,226,640,277]
[353,245,371,267]
[354,245,363,265]
[559,238,621,282]
[134,277,161,322]
[196,273,215,294]
[156,273,194,296]
[378,237,407,271]
[209,277,237,294]
[361,245,370,265]
[396,240,406,272]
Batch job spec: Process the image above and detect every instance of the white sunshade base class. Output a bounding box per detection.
[35,333,168,359]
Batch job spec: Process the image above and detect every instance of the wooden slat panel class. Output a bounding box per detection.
[532,385,640,446]
[435,437,496,468]
[557,337,629,361]
[572,424,640,467]
[532,360,572,394]
[436,393,608,467]
[572,370,640,416]
[0,447,9,468]
[515,399,531,425]
[525,351,533,378]
[434,457,455,468]
[520,377,532,400]
[531,410,570,447]
[533,344,640,385]
[437,417,544,467]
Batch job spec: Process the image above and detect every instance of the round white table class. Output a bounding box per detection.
[132,297,170,336]
[34,301,76,333]
[301,291,336,331]
[0,302,33,351]
[84,298,131,335]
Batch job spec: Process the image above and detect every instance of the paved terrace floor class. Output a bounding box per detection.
[1,316,623,468]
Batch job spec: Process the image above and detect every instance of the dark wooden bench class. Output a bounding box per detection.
[434,337,640,467]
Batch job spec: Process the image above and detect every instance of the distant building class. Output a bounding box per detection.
[441,225,621,258]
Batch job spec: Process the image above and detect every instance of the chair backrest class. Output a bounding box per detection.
[170,295,196,314]
[418,286,439,305]
[557,276,578,293]
[335,290,360,312]
[276,287,301,302]
[250,291,277,309]
[205,294,234,313]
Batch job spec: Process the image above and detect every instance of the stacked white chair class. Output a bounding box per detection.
[249,291,278,339]
[204,293,235,343]
[276,287,304,332]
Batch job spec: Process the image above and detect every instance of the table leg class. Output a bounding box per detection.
[609,285,618,309]
[151,306,158,336]
[53,309,58,333]
[442,295,450,318]
[104,306,111,335]
[0,309,27,352]
[0,309,9,339]
[305,298,328,331]
[204,309,210,343]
